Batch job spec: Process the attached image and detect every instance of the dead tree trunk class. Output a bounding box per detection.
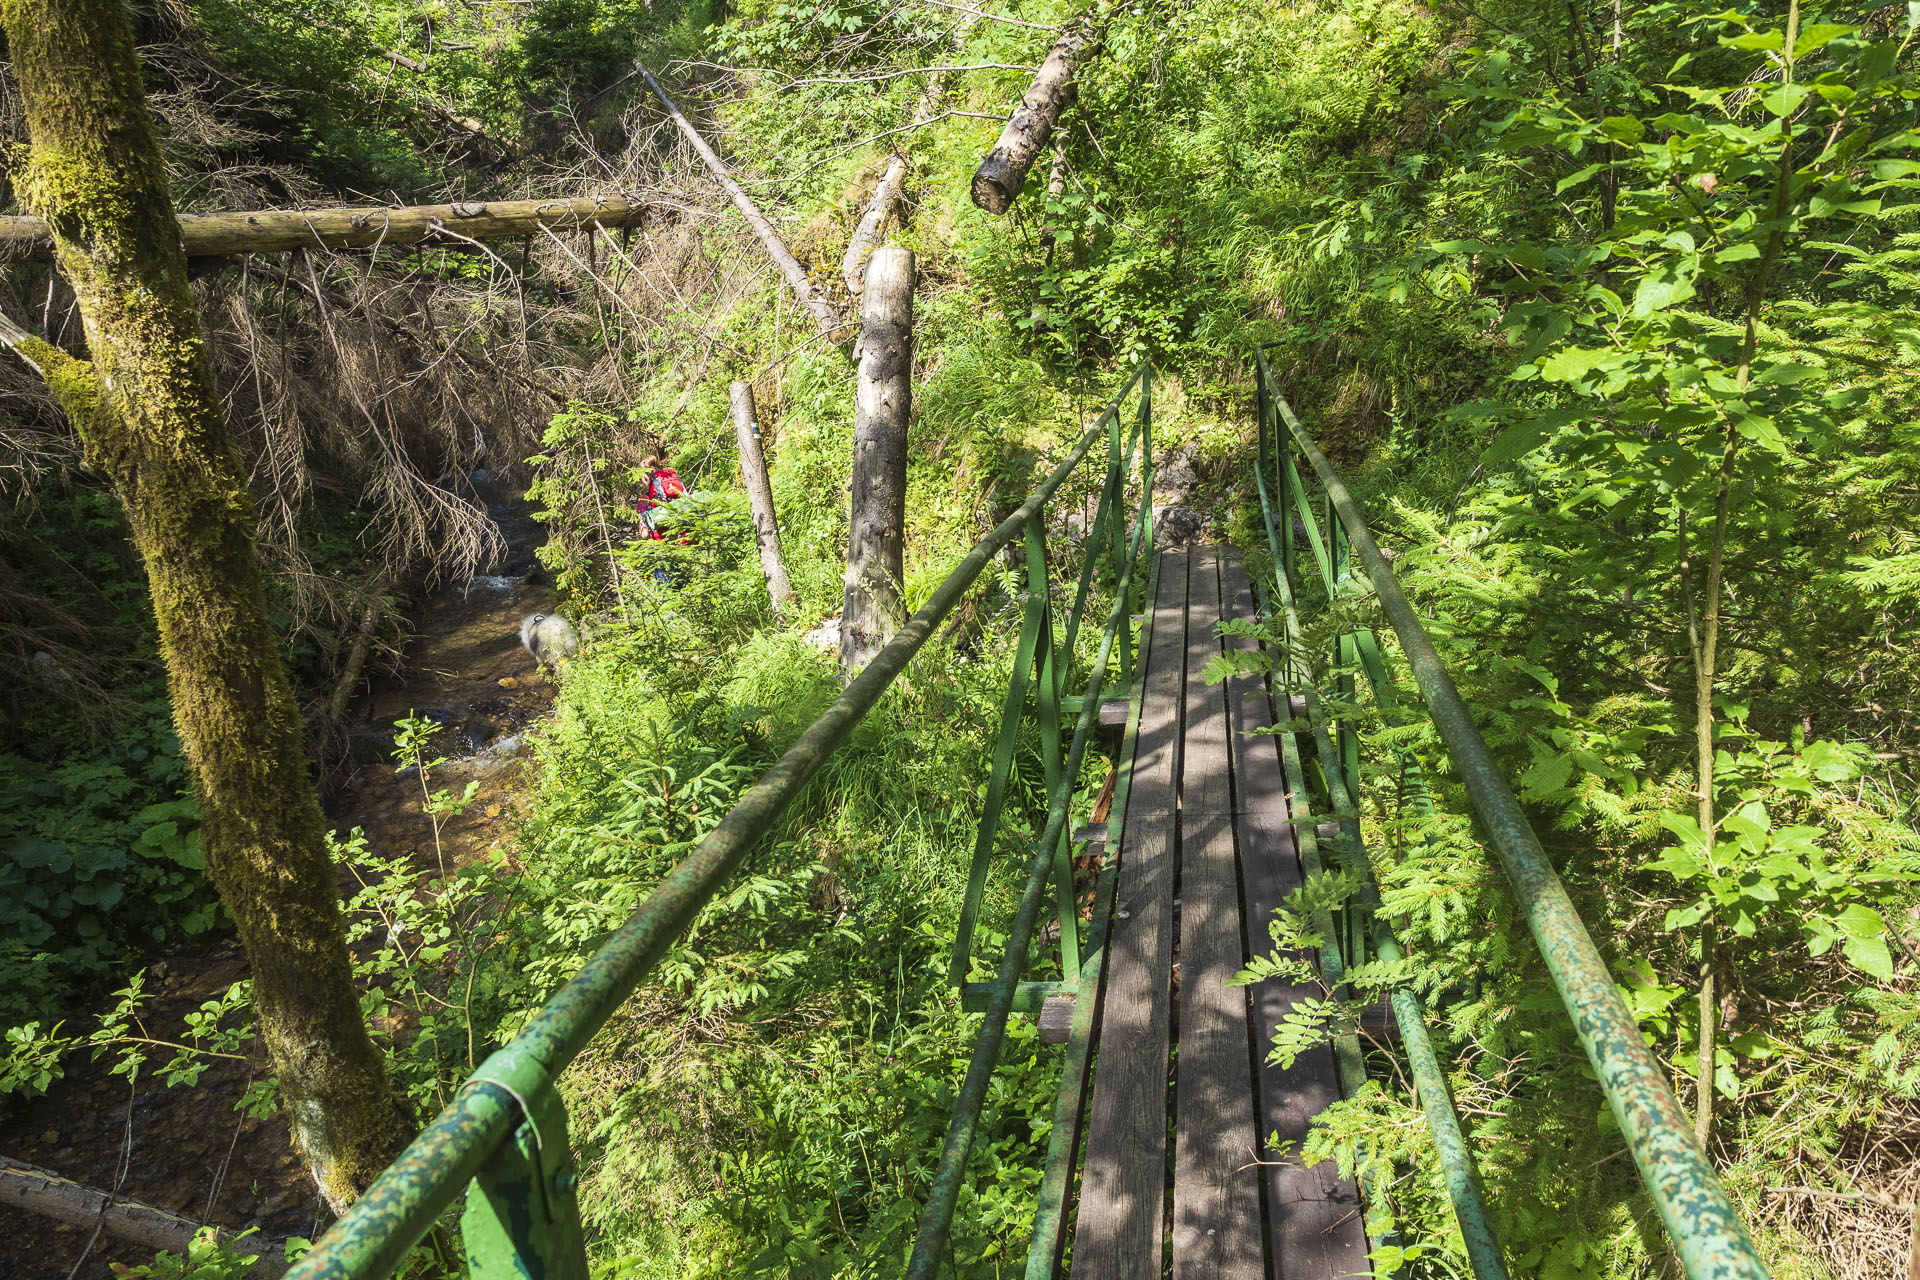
[971,12,1103,215]
[841,247,913,674]
[640,65,846,345]
[840,17,979,295]
[841,158,908,297]
[730,381,797,620]
[323,574,389,725]
[0,0,412,1214]
[0,195,648,262]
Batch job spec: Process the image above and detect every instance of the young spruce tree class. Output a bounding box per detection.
[0,0,411,1210]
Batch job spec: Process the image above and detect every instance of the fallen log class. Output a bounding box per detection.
[323,575,390,726]
[0,196,648,263]
[0,1155,289,1274]
[970,12,1103,215]
[640,64,846,345]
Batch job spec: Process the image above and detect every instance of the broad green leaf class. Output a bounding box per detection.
[1630,263,1697,317]
[1734,412,1788,453]
[1730,1031,1779,1059]
[1792,23,1854,56]
[1834,903,1888,941]
[1799,740,1861,781]
[1540,345,1615,382]
[1659,812,1708,853]
[1842,933,1894,981]
[1722,808,1769,852]
[1482,419,1550,464]
[1557,163,1602,194]
[1715,1048,1741,1098]
[1599,115,1645,144]
[1647,848,1705,880]
[1761,83,1811,116]
[1722,29,1784,49]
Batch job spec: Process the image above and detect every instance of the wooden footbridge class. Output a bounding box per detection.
[287,360,1769,1280]
[1068,543,1364,1279]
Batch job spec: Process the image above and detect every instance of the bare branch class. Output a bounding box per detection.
[777,62,1034,88]
[909,0,1054,30]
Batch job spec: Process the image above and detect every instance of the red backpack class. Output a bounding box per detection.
[651,467,687,502]
[639,467,688,541]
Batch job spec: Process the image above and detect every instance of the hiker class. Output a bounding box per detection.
[636,453,688,541]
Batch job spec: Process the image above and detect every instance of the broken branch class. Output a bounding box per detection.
[971,11,1105,215]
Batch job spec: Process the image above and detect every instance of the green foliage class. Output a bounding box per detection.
[0,491,220,1030]
[1,970,257,1102]
[116,1229,312,1280]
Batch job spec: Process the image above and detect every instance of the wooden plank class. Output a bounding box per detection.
[1171,547,1264,1279]
[1219,550,1370,1279]
[1074,546,1190,1277]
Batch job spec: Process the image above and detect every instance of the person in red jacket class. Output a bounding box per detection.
[636,453,688,541]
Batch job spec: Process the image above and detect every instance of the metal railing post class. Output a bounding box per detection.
[462,1069,587,1280]
[951,564,1048,989]
[1027,520,1081,980]
[906,480,1153,1280]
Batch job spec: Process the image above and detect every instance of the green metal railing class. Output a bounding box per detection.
[283,367,1154,1280]
[911,367,1154,1280]
[1251,348,1769,1280]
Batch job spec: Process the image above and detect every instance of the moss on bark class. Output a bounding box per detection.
[0,0,412,1211]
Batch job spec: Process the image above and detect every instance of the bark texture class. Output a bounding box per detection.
[641,65,846,344]
[0,0,412,1213]
[0,195,647,262]
[971,13,1102,215]
[841,157,908,297]
[841,247,913,674]
[730,381,797,620]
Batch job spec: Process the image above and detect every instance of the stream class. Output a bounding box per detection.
[0,482,561,1277]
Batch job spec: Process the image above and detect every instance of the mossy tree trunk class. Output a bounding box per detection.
[0,0,412,1213]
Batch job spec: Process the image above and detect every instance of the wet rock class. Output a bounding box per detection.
[348,732,395,766]
[1155,504,1208,548]
[469,733,528,779]
[454,718,498,753]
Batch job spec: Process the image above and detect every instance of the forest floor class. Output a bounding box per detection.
[1,565,560,1277]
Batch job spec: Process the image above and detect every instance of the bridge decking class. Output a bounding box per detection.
[1072,545,1367,1279]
